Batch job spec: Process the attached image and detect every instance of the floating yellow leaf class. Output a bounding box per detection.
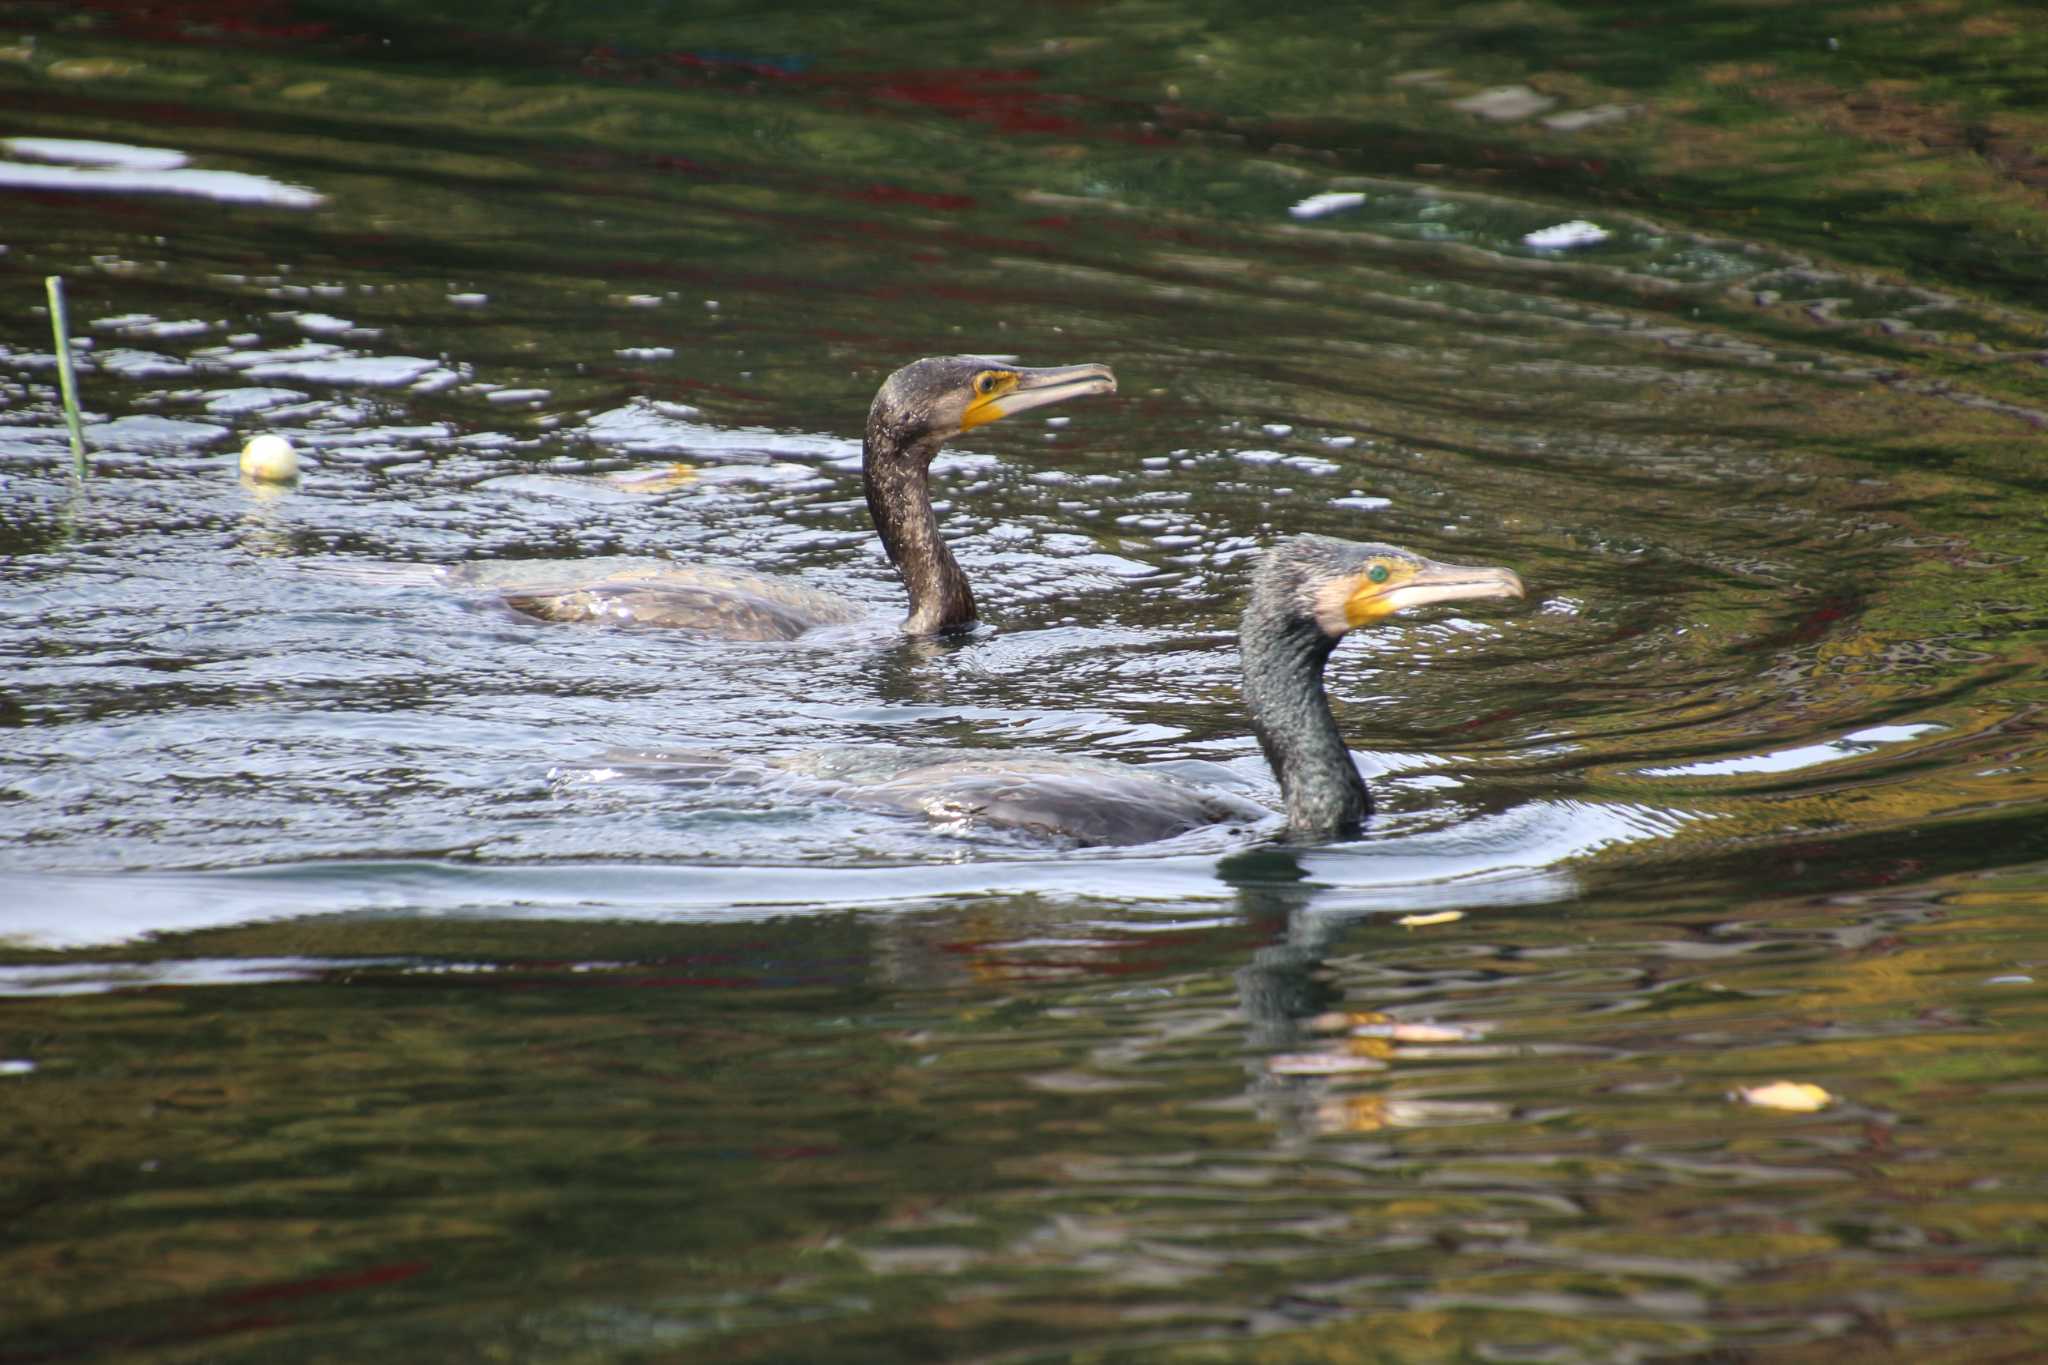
[1736,1081,1833,1112]
[1396,910,1465,928]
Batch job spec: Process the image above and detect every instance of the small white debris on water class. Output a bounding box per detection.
[0,1059,35,1076]
[1452,85,1556,121]
[1523,220,1610,251]
[447,292,488,307]
[1735,1080,1833,1112]
[1541,104,1637,133]
[1289,191,1367,220]
[238,433,299,482]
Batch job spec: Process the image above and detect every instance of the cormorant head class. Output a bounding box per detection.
[1261,535,1525,638]
[868,355,1117,453]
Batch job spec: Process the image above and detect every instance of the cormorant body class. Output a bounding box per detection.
[453,356,1116,640]
[611,536,1523,845]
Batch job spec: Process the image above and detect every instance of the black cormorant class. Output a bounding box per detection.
[610,535,1523,845]
[453,356,1116,640]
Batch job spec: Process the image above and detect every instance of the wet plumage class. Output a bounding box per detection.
[450,356,1115,640]
[604,536,1523,846]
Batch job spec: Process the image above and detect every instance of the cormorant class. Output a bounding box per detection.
[449,356,1116,640]
[1235,534,1522,838]
[607,536,1524,845]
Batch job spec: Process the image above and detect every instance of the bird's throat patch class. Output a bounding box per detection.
[1313,573,1392,633]
[959,373,1020,430]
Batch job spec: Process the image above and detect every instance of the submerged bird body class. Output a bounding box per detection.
[795,748,1275,847]
[875,536,1522,844]
[459,356,1115,639]
[910,535,1522,844]
[448,556,866,640]
[606,536,1523,845]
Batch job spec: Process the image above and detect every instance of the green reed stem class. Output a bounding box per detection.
[46,276,88,479]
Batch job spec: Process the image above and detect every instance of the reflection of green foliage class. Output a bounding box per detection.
[247,0,2048,309]
[7,862,2048,1359]
[17,0,2048,342]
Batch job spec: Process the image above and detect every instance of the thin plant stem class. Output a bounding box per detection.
[46,276,88,480]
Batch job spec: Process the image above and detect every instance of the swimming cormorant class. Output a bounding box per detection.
[453,356,1116,640]
[1236,534,1522,837]
[609,535,1523,845]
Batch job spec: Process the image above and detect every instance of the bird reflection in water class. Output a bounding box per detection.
[1219,847,1512,1139]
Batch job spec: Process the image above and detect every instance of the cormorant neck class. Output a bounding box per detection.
[863,418,974,634]
[1241,596,1371,838]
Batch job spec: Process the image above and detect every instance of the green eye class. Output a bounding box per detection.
[1366,563,1390,584]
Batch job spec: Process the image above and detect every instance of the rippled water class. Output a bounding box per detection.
[5,3,2048,1360]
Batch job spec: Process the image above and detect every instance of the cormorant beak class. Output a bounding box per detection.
[1335,556,1525,628]
[961,362,1117,431]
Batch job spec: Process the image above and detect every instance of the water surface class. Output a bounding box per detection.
[4,2,2048,1360]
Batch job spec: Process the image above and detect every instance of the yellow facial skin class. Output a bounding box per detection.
[958,370,1019,431]
[955,362,1117,433]
[1316,556,1526,632]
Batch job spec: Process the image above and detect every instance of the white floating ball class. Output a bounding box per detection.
[239,433,300,483]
